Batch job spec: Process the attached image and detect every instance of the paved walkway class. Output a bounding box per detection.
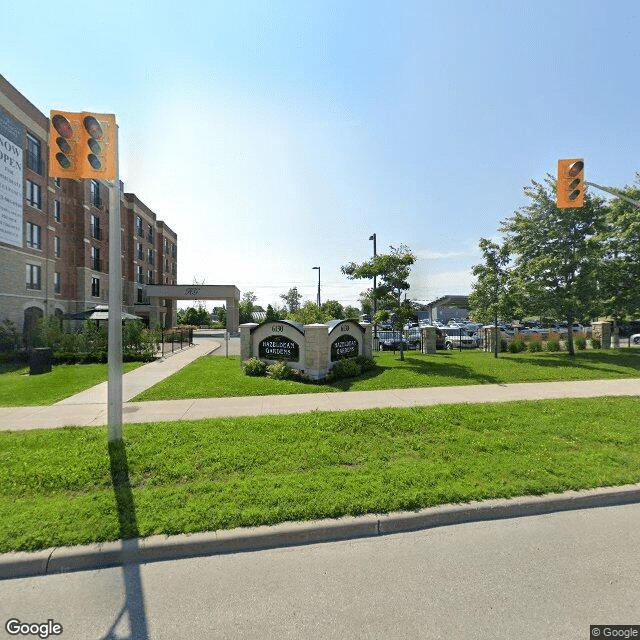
[1,337,639,431]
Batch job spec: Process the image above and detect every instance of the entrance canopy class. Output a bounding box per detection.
[65,305,142,322]
[144,284,240,332]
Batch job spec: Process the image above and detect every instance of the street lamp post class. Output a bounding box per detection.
[312,266,321,308]
[369,234,377,337]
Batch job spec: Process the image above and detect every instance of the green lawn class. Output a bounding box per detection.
[132,349,640,402]
[0,362,143,407]
[1,396,639,553]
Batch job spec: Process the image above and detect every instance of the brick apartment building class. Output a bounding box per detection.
[0,74,178,340]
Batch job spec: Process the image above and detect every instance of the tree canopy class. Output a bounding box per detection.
[342,244,416,359]
[280,287,302,314]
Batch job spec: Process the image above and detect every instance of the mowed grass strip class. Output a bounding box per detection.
[132,349,640,401]
[1,396,639,553]
[0,362,144,407]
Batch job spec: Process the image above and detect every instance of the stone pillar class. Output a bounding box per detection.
[304,323,330,381]
[591,321,611,349]
[240,323,258,361]
[361,323,373,358]
[227,296,240,334]
[421,326,436,354]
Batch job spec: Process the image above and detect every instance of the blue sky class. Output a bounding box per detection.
[3,0,640,309]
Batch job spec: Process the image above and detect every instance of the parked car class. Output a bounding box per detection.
[441,326,478,350]
[379,335,411,351]
[631,333,640,345]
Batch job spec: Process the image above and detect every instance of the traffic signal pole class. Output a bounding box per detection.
[584,181,640,208]
[107,126,122,442]
[50,110,120,439]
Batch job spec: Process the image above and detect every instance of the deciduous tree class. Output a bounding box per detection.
[342,244,416,360]
[500,176,607,355]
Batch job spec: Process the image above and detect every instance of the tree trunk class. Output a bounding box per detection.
[566,311,575,356]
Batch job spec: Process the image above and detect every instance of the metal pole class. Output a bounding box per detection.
[312,266,320,307]
[107,125,122,442]
[585,181,640,208]
[369,234,377,338]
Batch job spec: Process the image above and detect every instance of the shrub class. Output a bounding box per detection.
[267,361,293,380]
[528,338,543,352]
[0,319,19,351]
[546,336,561,352]
[123,321,158,361]
[327,358,362,382]
[354,356,376,372]
[500,337,509,352]
[591,336,601,349]
[242,357,268,376]
[574,334,587,350]
[79,322,108,355]
[509,337,526,353]
[34,317,65,350]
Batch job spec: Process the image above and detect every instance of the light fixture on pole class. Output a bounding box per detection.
[312,266,321,307]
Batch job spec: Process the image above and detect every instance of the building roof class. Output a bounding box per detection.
[423,295,469,309]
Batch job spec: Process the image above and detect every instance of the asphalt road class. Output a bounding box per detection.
[2,503,639,640]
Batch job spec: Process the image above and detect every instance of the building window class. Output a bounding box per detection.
[54,272,61,294]
[26,222,42,249]
[172,263,176,276]
[91,277,100,297]
[172,244,177,258]
[148,270,153,285]
[136,216,143,237]
[90,180,102,207]
[165,259,169,272]
[26,180,41,209]
[147,248,154,265]
[90,214,101,240]
[26,264,41,290]
[137,265,144,284]
[54,236,61,257]
[137,288,144,303]
[91,246,101,271]
[137,242,143,260]
[26,134,43,175]
[147,224,153,243]
[53,200,61,222]
[54,177,61,188]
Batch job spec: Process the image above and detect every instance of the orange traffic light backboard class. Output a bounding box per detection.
[557,158,584,208]
[49,111,116,180]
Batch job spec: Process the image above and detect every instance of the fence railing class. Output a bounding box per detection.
[159,327,193,357]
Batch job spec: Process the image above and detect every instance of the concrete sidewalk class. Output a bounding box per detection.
[1,374,640,431]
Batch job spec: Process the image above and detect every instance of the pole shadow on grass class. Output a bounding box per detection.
[101,440,149,640]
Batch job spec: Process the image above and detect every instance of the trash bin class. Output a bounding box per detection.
[30,347,52,375]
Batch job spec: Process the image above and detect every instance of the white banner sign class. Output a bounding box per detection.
[0,111,24,247]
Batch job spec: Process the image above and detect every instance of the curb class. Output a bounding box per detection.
[1,483,639,581]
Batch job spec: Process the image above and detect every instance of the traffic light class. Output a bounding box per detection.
[557,159,584,208]
[50,112,79,177]
[82,114,116,178]
[49,111,116,180]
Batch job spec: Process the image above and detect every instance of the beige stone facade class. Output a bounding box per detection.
[240,320,373,381]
